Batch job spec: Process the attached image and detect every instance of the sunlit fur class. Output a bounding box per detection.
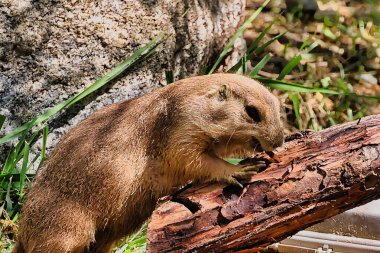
[14,74,283,253]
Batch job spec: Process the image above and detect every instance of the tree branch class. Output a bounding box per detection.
[147,115,380,253]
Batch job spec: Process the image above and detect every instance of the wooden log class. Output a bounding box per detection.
[147,114,380,253]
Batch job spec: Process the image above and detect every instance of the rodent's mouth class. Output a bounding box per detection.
[250,137,263,152]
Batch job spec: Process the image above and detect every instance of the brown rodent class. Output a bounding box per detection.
[14,74,284,253]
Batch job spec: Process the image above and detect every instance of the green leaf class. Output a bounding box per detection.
[0,33,164,145]
[208,0,270,74]
[248,53,272,77]
[225,158,243,165]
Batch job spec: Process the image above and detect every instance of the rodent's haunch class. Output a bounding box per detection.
[14,74,284,253]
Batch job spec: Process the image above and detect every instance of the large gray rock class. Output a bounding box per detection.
[0,0,245,160]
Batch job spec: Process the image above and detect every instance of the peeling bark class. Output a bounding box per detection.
[147,115,380,253]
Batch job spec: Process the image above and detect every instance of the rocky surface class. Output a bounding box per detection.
[0,0,246,160]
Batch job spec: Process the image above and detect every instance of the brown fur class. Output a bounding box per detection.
[14,74,284,253]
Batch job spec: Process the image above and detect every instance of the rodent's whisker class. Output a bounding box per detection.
[224,128,237,157]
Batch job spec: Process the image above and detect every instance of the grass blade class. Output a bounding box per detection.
[0,33,164,145]
[248,53,272,77]
[254,32,286,56]
[277,55,302,80]
[116,224,147,253]
[255,77,380,100]
[300,38,311,50]
[1,133,27,173]
[27,154,40,171]
[241,54,247,74]
[165,70,174,84]
[5,176,13,213]
[208,0,270,74]
[19,142,29,196]
[228,57,245,73]
[38,126,48,169]
[0,173,35,180]
[277,40,318,80]
[13,131,39,165]
[0,115,5,130]
[306,41,319,53]
[228,32,285,73]
[247,20,276,54]
[289,93,302,129]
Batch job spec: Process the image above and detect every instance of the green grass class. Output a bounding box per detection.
[208,0,270,74]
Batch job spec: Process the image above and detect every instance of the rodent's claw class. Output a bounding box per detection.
[232,168,257,179]
[242,163,265,172]
[285,129,314,142]
[222,176,244,188]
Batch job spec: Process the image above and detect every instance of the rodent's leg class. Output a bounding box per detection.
[19,199,95,253]
[90,238,114,253]
[28,235,91,253]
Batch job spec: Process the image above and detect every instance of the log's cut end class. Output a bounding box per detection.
[147,115,380,253]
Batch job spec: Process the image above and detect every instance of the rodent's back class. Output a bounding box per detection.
[17,87,182,250]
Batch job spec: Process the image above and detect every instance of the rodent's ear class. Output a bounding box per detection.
[218,84,229,100]
[207,84,231,101]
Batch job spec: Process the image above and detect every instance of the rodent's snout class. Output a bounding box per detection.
[259,131,284,151]
[272,132,284,149]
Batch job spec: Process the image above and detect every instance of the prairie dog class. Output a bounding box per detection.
[14,74,284,253]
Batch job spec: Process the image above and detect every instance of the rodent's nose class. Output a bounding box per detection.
[272,132,284,149]
[259,129,284,152]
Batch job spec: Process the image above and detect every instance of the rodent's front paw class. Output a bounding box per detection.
[239,157,269,173]
[220,167,259,188]
[232,168,258,183]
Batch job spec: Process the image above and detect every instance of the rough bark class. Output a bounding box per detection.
[147,114,380,253]
[0,0,245,159]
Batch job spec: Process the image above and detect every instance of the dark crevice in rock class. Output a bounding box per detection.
[262,195,278,208]
[365,173,379,189]
[222,184,244,200]
[216,209,232,226]
[172,197,201,214]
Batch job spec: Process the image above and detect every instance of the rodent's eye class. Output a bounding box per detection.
[245,106,261,122]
